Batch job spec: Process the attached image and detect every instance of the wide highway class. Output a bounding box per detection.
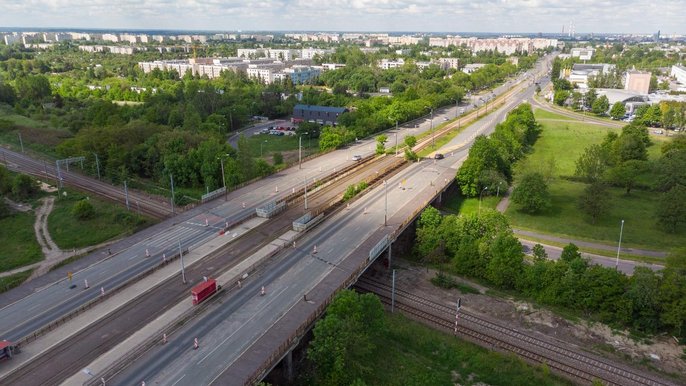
[111,56,559,385]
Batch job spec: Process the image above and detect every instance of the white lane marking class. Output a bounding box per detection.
[196,287,288,365]
[170,373,186,386]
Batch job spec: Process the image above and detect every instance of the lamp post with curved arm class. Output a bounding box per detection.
[479,186,489,216]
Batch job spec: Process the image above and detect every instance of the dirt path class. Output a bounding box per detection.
[0,197,116,280]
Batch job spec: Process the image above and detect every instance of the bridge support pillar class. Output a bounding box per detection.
[284,350,294,382]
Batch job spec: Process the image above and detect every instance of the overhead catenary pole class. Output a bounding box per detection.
[384,180,388,226]
[93,153,101,180]
[124,180,130,210]
[18,132,24,153]
[170,173,176,215]
[391,269,396,313]
[179,239,186,284]
[304,178,308,210]
[220,157,227,201]
[395,121,399,155]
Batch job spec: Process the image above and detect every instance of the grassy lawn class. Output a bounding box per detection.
[0,211,43,272]
[361,313,570,386]
[534,108,579,121]
[442,191,502,216]
[0,269,34,293]
[0,106,71,157]
[246,133,319,159]
[48,190,155,249]
[505,109,685,251]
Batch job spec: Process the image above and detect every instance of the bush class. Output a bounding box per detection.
[11,174,38,199]
[272,152,283,165]
[71,199,95,220]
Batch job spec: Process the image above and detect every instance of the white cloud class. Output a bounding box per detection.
[0,0,681,34]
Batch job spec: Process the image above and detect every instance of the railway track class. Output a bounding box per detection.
[1,145,411,385]
[1,147,171,219]
[355,276,677,386]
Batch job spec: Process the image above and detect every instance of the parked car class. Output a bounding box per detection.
[443,117,449,121]
[434,153,444,160]
[352,155,362,161]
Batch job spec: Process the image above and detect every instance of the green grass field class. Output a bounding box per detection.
[0,211,43,272]
[0,106,71,157]
[48,191,154,249]
[246,133,319,158]
[442,192,501,216]
[505,109,685,251]
[0,269,34,293]
[361,313,570,386]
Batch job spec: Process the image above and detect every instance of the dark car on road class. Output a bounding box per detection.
[434,153,444,159]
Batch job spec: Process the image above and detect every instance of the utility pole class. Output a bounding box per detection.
[220,157,227,201]
[384,180,388,226]
[170,174,176,215]
[93,153,101,180]
[124,180,130,210]
[391,269,396,313]
[304,178,308,210]
[179,239,186,284]
[395,121,399,155]
[615,220,624,269]
[18,132,24,153]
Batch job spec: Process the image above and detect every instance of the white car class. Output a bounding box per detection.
[352,155,362,161]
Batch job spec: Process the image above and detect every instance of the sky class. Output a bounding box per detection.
[0,0,683,35]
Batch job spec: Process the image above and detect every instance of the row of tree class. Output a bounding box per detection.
[414,207,686,337]
[456,103,541,197]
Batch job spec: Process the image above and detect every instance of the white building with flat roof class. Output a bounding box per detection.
[571,47,595,61]
[671,65,686,85]
[379,58,405,70]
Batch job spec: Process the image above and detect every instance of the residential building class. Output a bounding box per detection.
[462,63,486,74]
[292,104,348,125]
[379,58,405,70]
[437,57,460,70]
[282,66,321,84]
[671,65,686,85]
[564,63,616,89]
[101,34,119,43]
[571,47,595,61]
[624,70,651,94]
[301,48,333,60]
[320,63,346,71]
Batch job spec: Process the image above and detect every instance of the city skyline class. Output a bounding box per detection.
[0,0,683,35]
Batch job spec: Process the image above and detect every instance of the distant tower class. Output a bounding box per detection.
[569,20,575,38]
[561,25,565,35]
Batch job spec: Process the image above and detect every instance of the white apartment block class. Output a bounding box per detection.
[429,36,557,54]
[671,65,686,85]
[320,63,346,71]
[388,35,423,45]
[3,34,22,45]
[152,35,165,43]
[463,63,486,74]
[101,34,119,43]
[120,34,138,44]
[301,48,334,60]
[379,58,405,70]
[437,58,460,70]
[237,48,267,58]
[571,47,595,61]
[268,49,299,61]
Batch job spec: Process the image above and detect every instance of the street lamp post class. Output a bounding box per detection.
[218,154,230,201]
[384,180,388,226]
[430,108,434,148]
[299,132,309,169]
[260,140,268,158]
[496,181,502,197]
[455,99,459,119]
[478,186,488,216]
[395,121,399,155]
[615,220,624,269]
[304,178,308,210]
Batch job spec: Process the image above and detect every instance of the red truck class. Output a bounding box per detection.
[191,279,217,305]
[0,340,16,360]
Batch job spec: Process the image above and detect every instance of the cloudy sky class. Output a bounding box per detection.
[0,0,682,34]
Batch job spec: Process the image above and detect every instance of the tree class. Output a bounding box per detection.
[613,131,647,162]
[656,185,686,233]
[532,243,548,261]
[404,135,417,149]
[375,134,387,155]
[609,102,626,120]
[0,82,17,105]
[578,182,610,224]
[553,90,569,106]
[560,243,582,263]
[11,174,38,199]
[486,232,524,289]
[655,149,686,192]
[308,290,384,385]
[71,199,95,220]
[583,89,598,110]
[575,144,611,183]
[605,160,647,195]
[0,165,11,194]
[591,95,610,116]
[510,172,551,214]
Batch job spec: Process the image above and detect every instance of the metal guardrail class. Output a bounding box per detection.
[255,201,286,218]
[201,186,226,203]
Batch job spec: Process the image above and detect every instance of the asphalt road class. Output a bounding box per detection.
[110,55,564,385]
